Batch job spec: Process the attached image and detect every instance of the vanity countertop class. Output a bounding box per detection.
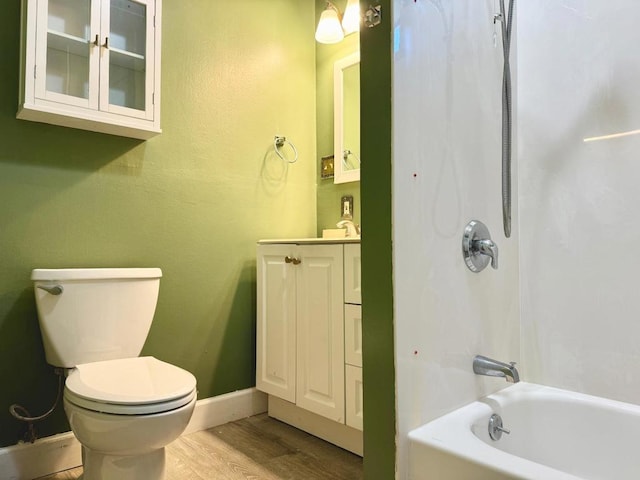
[257,238,360,245]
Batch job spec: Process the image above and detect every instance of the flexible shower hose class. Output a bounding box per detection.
[499,0,515,238]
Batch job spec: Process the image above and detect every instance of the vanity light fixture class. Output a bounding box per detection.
[341,0,361,35]
[315,0,361,44]
[315,2,345,44]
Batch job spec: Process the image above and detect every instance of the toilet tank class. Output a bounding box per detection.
[32,268,162,368]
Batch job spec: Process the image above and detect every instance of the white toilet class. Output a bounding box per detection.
[32,268,197,480]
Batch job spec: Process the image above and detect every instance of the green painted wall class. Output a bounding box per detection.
[0,0,317,447]
[315,0,361,234]
[360,0,396,478]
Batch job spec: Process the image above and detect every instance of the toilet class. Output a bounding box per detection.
[32,268,197,480]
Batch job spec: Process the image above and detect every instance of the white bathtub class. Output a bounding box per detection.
[408,382,640,480]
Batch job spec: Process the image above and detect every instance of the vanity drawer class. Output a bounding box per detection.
[344,244,361,305]
[344,304,362,367]
[345,365,363,431]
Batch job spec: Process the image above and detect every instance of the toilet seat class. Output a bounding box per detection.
[65,356,197,415]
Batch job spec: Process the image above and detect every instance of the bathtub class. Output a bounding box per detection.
[408,382,640,480]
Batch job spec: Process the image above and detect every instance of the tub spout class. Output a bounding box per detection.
[473,355,519,383]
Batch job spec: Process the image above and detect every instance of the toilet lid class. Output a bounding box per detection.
[65,356,197,409]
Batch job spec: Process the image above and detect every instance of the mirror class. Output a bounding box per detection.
[334,52,360,184]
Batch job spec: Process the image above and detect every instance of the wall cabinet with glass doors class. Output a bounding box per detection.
[18,0,161,139]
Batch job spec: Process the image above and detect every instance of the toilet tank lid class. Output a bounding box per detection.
[31,268,162,281]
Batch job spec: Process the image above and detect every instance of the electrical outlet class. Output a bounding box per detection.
[341,195,354,220]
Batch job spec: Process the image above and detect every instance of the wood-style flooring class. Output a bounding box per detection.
[37,414,363,480]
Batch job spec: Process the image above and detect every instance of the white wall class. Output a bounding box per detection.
[519,0,640,404]
[393,1,520,478]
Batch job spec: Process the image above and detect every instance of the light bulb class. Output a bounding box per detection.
[315,6,344,44]
[341,0,360,35]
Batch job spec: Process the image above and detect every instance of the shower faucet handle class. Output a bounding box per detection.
[462,220,499,272]
[474,238,499,269]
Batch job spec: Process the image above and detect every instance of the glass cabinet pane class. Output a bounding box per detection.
[109,0,146,111]
[46,0,92,99]
[48,0,91,39]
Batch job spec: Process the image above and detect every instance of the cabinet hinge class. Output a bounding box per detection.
[153,15,156,28]
[152,92,155,105]
[34,65,37,79]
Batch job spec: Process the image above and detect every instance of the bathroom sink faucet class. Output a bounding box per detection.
[336,220,360,238]
[473,355,519,383]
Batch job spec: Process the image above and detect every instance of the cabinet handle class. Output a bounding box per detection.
[93,34,99,46]
[284,256,302,265]
[103,37,109,49]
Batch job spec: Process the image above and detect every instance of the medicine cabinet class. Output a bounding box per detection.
[334,52,360,184]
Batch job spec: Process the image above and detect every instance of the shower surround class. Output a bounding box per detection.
[393,0,640,478]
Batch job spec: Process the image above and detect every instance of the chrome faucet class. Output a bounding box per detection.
[336,220,360,238]
[473,355,519,383]
[462,220,498,272]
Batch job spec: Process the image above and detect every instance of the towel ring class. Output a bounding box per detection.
[342,149,361,168]
[274,136,298,164]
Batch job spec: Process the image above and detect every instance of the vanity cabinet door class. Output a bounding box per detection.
[18,0,161,139]
[256,244,297,403]
[295,244,345,422]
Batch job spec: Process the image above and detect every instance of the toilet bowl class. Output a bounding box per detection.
[64,357,196,480]
[32,268,197,480]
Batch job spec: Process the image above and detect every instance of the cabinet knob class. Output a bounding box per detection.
[284,256,301,265]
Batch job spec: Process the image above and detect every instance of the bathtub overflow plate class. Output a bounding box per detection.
[488,413,510,441]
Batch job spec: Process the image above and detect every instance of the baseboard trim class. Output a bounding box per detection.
[0,432,80,480]
[183,387,267,435]
[0,388,267,480]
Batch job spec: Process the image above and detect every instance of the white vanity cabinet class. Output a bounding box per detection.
[18,0,162,139]
[256,239,363,455]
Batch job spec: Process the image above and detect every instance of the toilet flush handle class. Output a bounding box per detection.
[37,285,64,295]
